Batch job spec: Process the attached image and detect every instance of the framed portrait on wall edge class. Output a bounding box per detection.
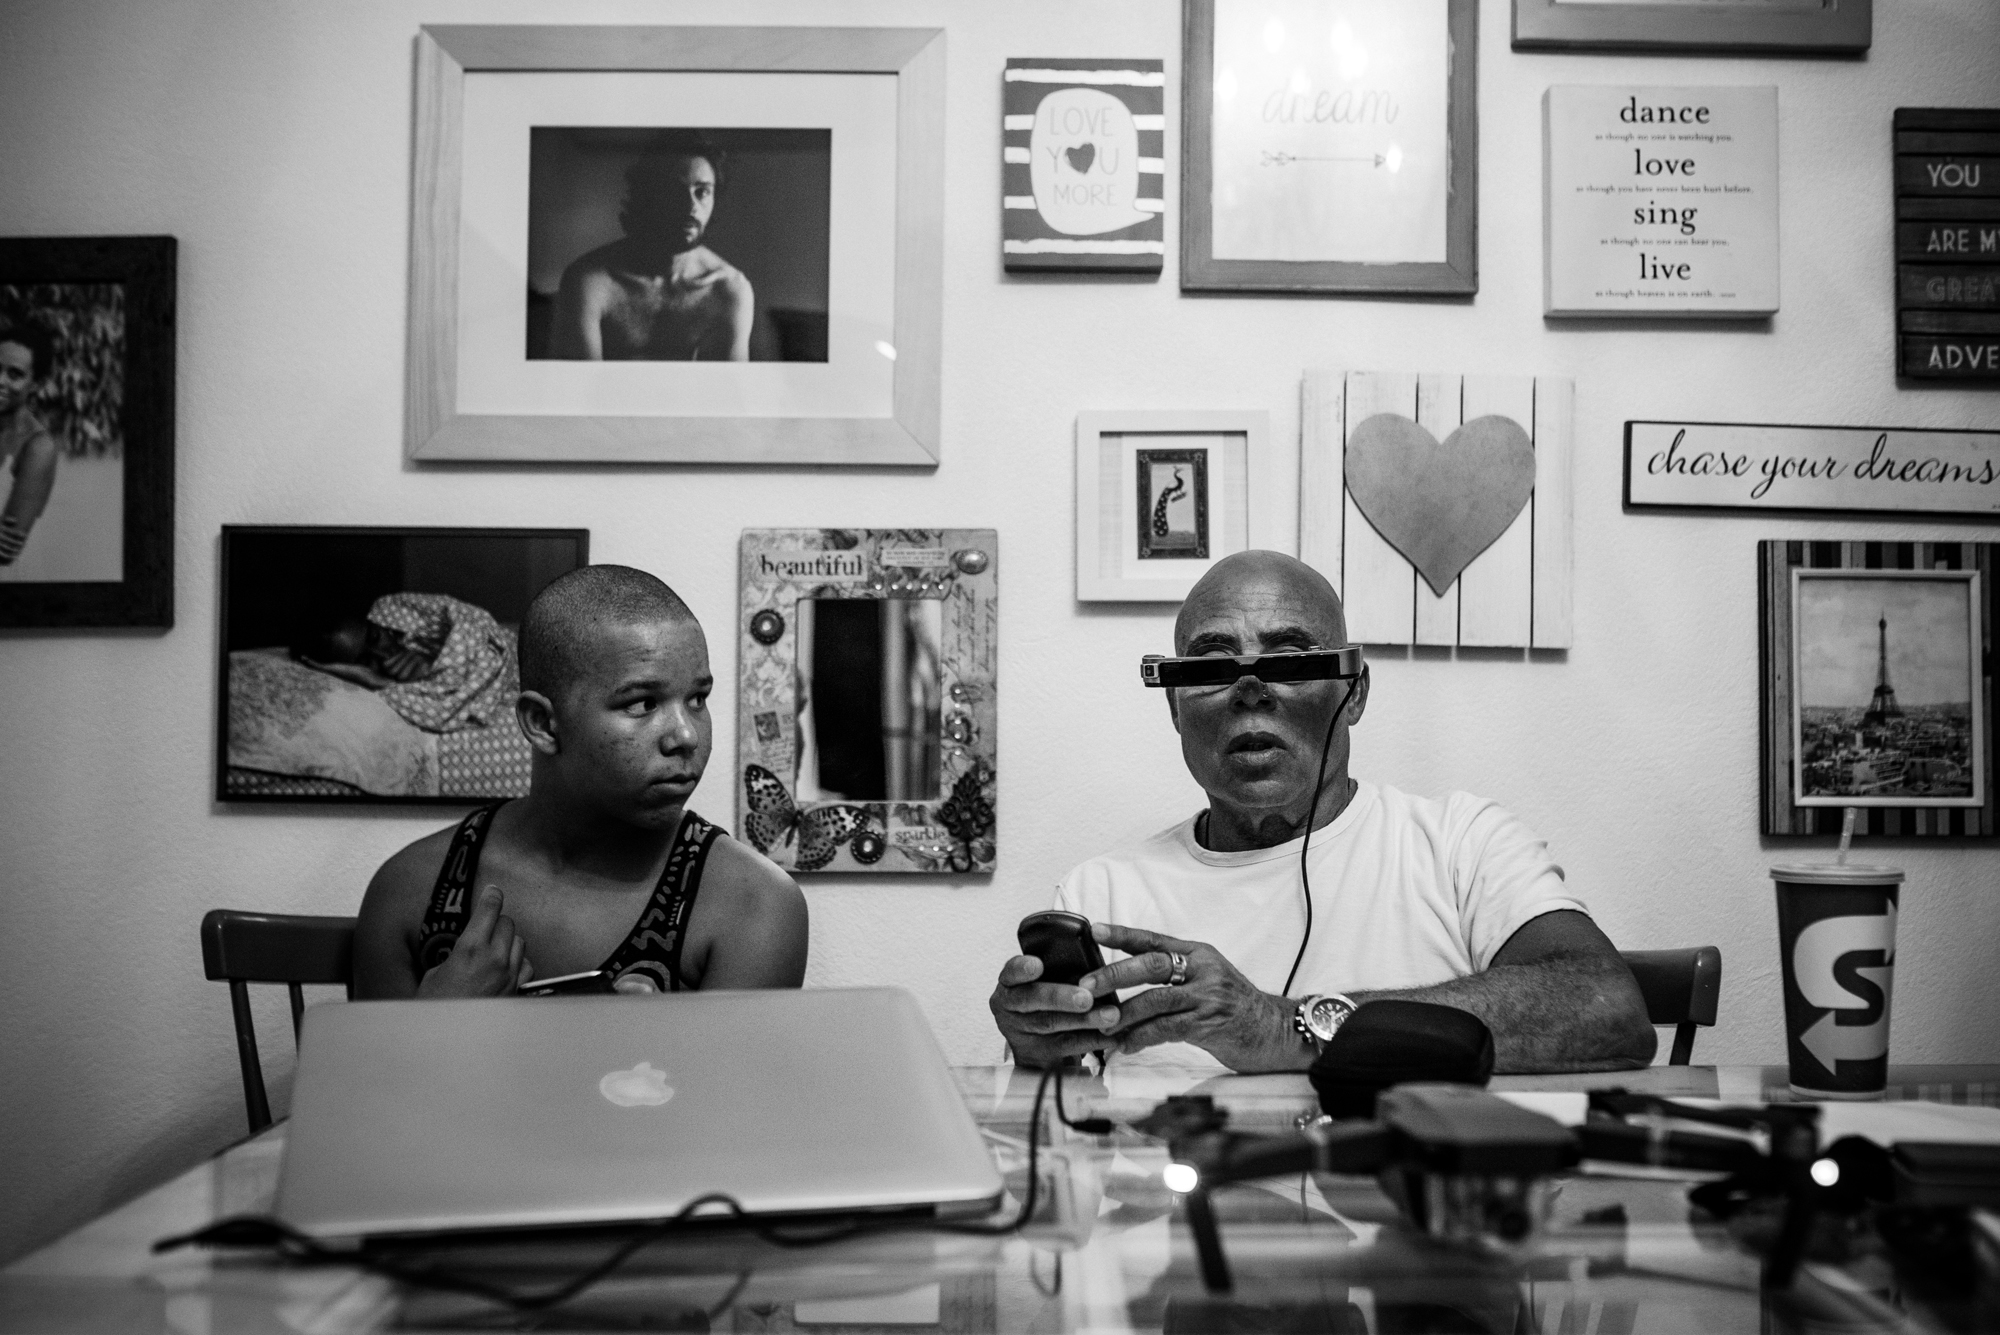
[1759,540,1996,841]
[216,525,588,805]
[1076,409,1271,601]
[1180,0,1477,296]
[0,235,175,629]
[406,25,944,467]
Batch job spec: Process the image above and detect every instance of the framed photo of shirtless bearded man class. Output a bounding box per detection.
[406,26,944,467]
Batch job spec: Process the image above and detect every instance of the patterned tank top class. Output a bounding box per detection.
[414,803,723,993]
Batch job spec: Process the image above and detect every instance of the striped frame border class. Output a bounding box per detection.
[1001,58,1165,273]
[1759,539,1998,839]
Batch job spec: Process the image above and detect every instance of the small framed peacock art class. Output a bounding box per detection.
[1074,410,1271,602]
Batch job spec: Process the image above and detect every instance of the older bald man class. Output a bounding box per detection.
[990,551,1655,1074]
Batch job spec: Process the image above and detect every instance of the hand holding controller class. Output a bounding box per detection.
[989,911,1120,1069]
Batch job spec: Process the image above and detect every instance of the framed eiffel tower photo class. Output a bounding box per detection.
[1760,541,1996,839]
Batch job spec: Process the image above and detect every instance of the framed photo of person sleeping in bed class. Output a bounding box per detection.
[216,526,588,804]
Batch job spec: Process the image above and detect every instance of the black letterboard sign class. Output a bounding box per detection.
[1895,107,2000,382]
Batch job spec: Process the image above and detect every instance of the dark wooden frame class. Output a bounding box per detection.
[1134,447,1210,560]
[0,235,176,628]
[1180,0,1478,296]
[1512,0,1870,55]
[1758,540,1996,840]
[216,524,589,806]
[1893,108,2000,384]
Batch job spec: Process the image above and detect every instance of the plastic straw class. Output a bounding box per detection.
[1838,807,1858,865]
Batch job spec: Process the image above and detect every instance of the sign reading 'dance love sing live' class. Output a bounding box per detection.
[1626,421,2000,517]
[1544,85,1778,318]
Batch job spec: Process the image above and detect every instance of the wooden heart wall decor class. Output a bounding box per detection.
[1301,372,1574,650]
[1343,413,1537,597]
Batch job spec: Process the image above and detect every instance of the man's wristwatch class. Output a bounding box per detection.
[1293,992,1359,1050]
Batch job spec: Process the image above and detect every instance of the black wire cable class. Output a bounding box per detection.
[1051,1063,1113,1135]
[939,1061,1063,1234]
[1280,674,1362,1000]
[153,1064,1072,1311]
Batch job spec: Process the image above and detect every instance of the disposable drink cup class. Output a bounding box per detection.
[1770,862,1903,1100]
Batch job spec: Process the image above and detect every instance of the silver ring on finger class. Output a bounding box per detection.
[1165,951,1189,987]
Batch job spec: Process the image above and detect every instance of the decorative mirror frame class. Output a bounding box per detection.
[738,528,998,874]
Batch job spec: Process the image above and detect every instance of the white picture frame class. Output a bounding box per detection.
[1074,410,1270,602]
[406,25,944,466]
[1789,567,1985,810]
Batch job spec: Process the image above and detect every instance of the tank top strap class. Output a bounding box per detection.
[414,802,505,975]
[601,812,724,994]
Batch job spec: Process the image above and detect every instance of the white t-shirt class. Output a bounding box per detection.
[1052,780,1588,1069]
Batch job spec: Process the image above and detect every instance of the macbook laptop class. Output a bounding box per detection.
[275,987,1004,1239]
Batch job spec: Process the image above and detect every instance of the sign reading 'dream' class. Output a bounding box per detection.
[1626,421,2000,517]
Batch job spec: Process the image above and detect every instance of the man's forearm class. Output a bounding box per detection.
[1350,955,1657,1074]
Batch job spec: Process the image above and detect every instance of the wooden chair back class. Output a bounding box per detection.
[1621,947,1722,1066]
[200,910,356,1133]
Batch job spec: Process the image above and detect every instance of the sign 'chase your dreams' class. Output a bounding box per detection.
[1626,421,2000,517]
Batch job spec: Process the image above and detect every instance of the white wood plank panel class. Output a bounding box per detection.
[405,31,463,457]
[1457,375,1536,648]
[1299,372,1345,594]
[1413,373,1465,647]
[891,29,947,458]
[1530,378,1575,648]
[1341,373,1418,645]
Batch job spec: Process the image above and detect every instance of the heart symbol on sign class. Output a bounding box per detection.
[1064,142,1096,174]
[1343,413,1536,596]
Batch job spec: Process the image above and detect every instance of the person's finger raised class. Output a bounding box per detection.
[462,885,505,942]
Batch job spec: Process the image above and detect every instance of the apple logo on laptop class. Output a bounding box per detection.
[599,1061,674,1107]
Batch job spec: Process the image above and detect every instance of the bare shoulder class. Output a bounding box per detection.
[558,241,625,290]
[701,832,805,923]
[364,825,454,911]
[688,247,751,295]
[688,829,807,988]
[353,823,455,997]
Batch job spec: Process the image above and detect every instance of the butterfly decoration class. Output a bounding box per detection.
[742,764,884,871]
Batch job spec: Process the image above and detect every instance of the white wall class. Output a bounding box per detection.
[3,0,1997,1264]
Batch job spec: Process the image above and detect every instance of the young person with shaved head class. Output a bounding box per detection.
[990,550,1655,1075]
[355,566,807,998]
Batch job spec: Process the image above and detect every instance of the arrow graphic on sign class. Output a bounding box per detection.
[1801,1005,1888,1071]
[1259,150,1385,168]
